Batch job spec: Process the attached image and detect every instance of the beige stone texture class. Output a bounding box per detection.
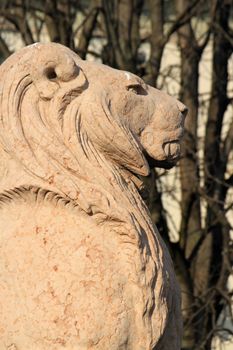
[0,43,187,349]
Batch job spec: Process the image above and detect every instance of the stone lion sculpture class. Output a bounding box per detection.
[0,43,187,350]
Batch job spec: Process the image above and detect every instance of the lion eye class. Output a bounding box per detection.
[127,84,146,95]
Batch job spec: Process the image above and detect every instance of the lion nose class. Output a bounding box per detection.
[177,100,188,118]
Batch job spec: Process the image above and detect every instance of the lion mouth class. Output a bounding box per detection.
[163,140,181,160]
[145,140,182,170]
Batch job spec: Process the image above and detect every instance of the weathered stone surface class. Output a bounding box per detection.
[0,43,187,349]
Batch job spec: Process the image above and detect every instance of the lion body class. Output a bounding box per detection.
[0,43,186,349]
[0,188,180,350]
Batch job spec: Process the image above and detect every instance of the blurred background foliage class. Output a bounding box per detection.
[0,0,233,349]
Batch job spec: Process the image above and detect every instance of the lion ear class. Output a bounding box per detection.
[87,93,150,177]
[30,43,86,100]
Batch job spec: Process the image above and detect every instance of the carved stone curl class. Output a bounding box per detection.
[0,43,187,350]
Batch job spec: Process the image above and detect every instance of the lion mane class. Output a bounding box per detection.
[0,43,185,349]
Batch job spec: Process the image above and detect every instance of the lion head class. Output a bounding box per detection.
[0,42,187,214]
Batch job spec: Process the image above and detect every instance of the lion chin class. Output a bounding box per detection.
[0,43,187,350]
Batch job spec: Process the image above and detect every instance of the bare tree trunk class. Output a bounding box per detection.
[175,0,207,347]
[45,0,75,48]
[200,1,232,348]
[102,0,143,72]
[176,0,202,263]
[146,0,164,85]
[77,0,101,59]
